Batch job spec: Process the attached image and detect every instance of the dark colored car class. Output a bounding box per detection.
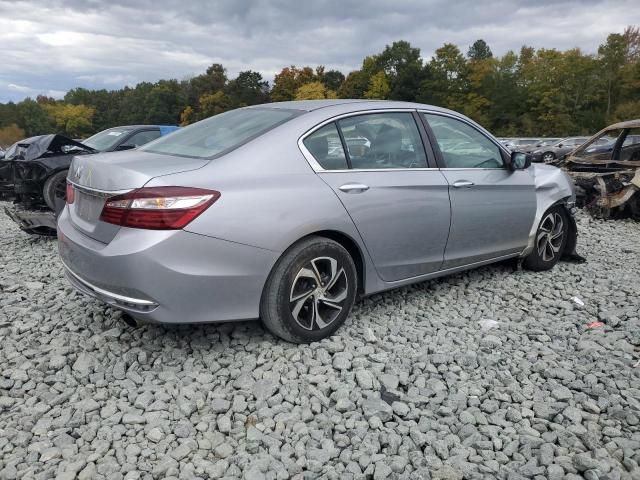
[1,125,178,234]
[530,137,591,163]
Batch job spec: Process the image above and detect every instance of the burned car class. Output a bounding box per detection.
[1,125,178,234]
[554,119,640,219]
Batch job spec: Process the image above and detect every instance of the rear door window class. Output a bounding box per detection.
[336,112,427,169]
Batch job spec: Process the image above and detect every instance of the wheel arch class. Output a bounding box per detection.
[274,230,367,297]
[302,230,366,296]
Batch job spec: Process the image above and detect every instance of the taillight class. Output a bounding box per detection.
[99,186,220,230]
[66,182,75,204]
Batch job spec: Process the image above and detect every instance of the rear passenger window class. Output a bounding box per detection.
[303,123,348,170]
[337,113,427,169]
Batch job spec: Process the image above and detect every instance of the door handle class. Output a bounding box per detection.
[339,183,370,193]
[452,180,475,188]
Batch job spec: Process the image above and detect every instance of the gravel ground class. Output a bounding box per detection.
[1,203,639,480]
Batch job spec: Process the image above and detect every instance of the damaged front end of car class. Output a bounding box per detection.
[2,134,95,234]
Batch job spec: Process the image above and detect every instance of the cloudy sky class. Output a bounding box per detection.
[1,0,638,102]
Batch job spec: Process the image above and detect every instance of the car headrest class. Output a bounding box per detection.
[372,125,402,155]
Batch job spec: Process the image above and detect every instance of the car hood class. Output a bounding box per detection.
[4,134,96,162]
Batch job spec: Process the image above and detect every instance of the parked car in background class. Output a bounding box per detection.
[530,137,591,162]
[1,125,178,234]
[518,138,562,153]
[502,138,543,151]
[57,100,578,343]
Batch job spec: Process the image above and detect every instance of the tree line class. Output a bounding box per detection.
[0,26,638,146]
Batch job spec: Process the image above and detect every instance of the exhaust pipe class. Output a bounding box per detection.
[121,313,137,328]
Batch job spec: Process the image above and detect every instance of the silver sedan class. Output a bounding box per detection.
[57,100,578,343]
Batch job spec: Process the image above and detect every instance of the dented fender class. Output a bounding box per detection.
[521,164,577,258]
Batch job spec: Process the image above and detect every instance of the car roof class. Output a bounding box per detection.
[251,99,458,115]
[603,119,640,130]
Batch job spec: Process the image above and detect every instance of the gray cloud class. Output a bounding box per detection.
[0,0,638,102]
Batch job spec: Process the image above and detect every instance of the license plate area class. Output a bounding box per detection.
[74,190,105,223]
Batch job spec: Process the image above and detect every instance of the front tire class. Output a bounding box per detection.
[260,236,357,343]
[523,206,568,271]
[43,170,69,212]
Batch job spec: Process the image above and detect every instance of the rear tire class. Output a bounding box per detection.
[542,152,556,162]
[43,170,69,212]
[260,236,357,343]
[523,206,568,271]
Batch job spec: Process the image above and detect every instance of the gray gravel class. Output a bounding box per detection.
[1,202,639,480]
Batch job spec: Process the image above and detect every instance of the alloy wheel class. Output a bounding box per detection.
[289,256,348,331]
[542,153,555,162]
[536,212,564,262]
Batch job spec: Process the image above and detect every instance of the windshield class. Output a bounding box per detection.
[140,108,301,159]
[83,127,133,151]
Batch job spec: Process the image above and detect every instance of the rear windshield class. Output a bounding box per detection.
[140,107,301,159]
[83,127,133,151]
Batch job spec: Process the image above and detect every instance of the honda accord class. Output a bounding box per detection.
[57,100,578,343]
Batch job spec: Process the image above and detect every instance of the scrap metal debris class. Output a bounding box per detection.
[554,119,640,220]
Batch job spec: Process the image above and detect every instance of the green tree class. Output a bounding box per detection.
[598,33,627,119]
[321,70,345,92]
[198,91,232,119]
[365,71,391,99]
[467,39,493,60]
[16,98,54,136]
[225,70,269,107]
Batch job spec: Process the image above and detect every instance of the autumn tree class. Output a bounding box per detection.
[0,124,25,146]
[294,82,337,100]
[271,66,316,101]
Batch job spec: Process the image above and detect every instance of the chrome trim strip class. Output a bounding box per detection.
[60,259,157,307]
[67,180,131,198]
[298,107,511,173]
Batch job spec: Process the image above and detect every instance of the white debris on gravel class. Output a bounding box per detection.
[0,202,639,480]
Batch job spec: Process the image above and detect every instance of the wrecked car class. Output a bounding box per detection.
[554,119,640,219]
[1,125,179,234]
[1,135,96,212]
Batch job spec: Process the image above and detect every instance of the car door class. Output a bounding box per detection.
[300,111,451,282]
[421,112,536,269]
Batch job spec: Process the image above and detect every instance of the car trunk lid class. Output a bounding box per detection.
[66,151,209,243]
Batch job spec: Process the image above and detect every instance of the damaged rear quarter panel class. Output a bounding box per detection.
[522,163,575,257]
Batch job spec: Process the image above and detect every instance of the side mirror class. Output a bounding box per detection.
[115,144,135,151]
[510,151,532,170]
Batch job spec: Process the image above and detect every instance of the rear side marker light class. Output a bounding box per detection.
[100,186,220,230]
[66,182,75,204]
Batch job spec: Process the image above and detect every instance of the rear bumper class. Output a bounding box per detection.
[57,208,279,324]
